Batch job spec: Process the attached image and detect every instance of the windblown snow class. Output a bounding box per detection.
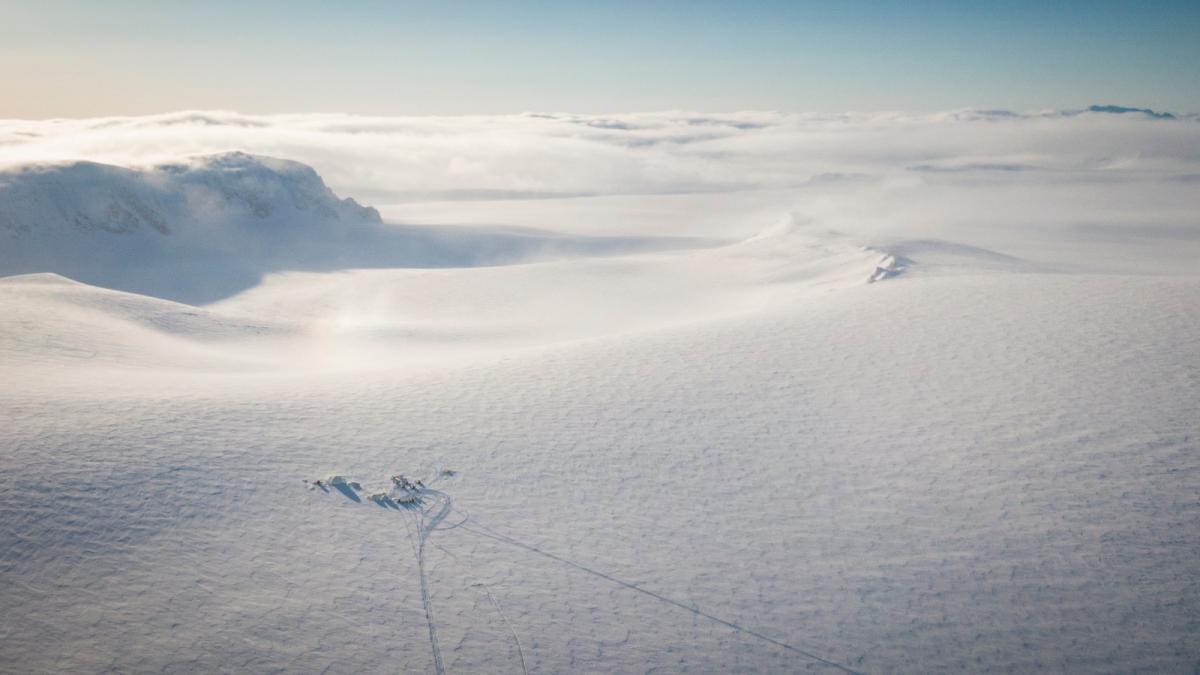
[1,109,1198,673]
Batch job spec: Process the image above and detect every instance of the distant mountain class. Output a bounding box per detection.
[1085,104,1176,120]
[945,105,1184,122]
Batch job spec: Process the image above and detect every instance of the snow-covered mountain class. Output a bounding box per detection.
[0,152,726,303]
[0,151,381,238]
[0,152,383,302]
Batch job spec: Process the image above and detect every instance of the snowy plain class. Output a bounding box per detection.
[1,109,1198,673]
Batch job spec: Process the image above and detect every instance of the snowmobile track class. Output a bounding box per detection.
[458,515,863,674]
[432,541,529,675]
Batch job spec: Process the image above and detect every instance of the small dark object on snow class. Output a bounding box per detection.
[392,474,420,491]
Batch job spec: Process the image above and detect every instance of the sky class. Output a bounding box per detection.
[1,0,1198,118]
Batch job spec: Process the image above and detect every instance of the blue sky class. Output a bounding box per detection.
[2,0,1197,117]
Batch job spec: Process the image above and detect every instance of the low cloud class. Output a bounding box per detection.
[0,108,1197,207]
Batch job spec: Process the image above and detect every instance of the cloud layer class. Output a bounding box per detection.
[2,108,1197,205]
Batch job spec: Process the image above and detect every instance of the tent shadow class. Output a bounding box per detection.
[332,482,361,503]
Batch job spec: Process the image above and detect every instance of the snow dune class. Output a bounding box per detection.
[1,111,1199,673]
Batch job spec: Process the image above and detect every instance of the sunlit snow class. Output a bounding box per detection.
[2,109,1198,673]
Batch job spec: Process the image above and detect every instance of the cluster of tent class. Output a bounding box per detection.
[304,470,456,508]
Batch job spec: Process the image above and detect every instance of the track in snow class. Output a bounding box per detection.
[405,489,451,675]
[311,477,861,674]
[456,514,864,674]
[431,540,529,675]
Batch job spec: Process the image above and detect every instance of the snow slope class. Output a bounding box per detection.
[0,153,714,304]
[2,111,1199,673]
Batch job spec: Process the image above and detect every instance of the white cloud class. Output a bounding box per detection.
[2,109,1197,206]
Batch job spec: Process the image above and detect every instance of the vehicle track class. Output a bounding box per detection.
[432,540,529,675]
[457,513,863,675]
